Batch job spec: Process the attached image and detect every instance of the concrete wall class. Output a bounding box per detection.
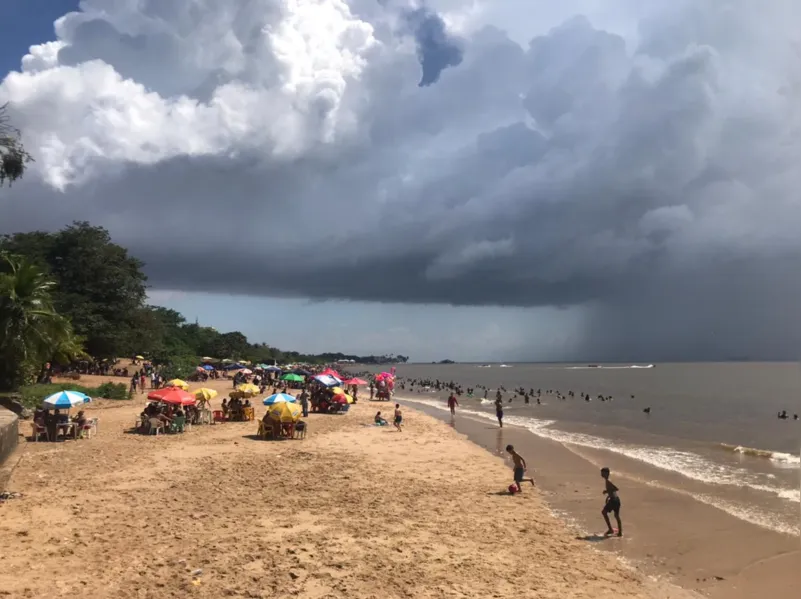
[0,409,20,467]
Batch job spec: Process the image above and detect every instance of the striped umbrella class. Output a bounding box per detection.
[42,390,90,409]
[262,393,297,406]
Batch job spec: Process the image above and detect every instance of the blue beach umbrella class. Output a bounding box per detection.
[42,390,90,409]
[314,374,341,387]
[262,393,297,406]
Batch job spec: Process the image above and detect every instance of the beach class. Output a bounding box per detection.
[0,375,695,599]
[372,361,801,599]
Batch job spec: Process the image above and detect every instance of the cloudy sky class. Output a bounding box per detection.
[1,0,800,362]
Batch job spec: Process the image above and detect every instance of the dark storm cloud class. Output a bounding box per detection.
[401,6,464,86]
[2,0,801,359]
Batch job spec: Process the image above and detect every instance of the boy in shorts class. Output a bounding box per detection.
[601,467,622,536]
[506,445,534,492]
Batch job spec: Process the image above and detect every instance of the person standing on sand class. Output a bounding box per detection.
[505,445,534,492]
[600,467,623,537]
[393,403,403,432]
[299,388,309,418]
[447,393,458,415]
[494,397,504,427]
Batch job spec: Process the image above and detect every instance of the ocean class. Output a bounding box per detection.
[359,362,801,536]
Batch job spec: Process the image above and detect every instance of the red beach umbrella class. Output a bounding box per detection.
[147,388,196,406]
[342,378,368,385]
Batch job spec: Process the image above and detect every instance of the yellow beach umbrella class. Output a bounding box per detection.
[135,355,145,360]
[330,387,354,404]
[167,379,189,390]
[268,401,302,423]
[201,356,216,362]
[194,388,218,401]
[236,383,260,396]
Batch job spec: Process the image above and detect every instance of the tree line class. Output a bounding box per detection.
[0,222,407,391]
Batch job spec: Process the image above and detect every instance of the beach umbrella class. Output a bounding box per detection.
[343,377,368,386]
[42,390,90,409]
[135,355,145,360]
[331,388,354,404]
[202,364,214,371]
[148,388,196,406]
[166,379,189,390]
[241,360,252,366]
[201,356,216,362]
[265,365,283,372]
[281,373,305,382]
[268,401,302,423]
[236,383,260,396]
[241,368,253,375]
[314,374,341,387]
[222,359,232,363]
[194,388,218,401]
[262,393,297,406]
[291,368,311,376]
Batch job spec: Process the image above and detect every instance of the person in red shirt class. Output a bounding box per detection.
[447,393,458,415]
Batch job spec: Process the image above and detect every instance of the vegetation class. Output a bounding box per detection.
[0,253,85,391]
[0,103,33,187]
[7,381,130,410]
[0,221,407,391]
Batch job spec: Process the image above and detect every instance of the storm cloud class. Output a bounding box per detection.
[2,0,801,360]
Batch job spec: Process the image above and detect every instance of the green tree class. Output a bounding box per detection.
[0,254,83,391]
[0,103,33,187]
[1,222,149,358]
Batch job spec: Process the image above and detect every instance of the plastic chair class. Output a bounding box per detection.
[148,418,164,435]
[31,421,48,442]
[213,410,226,423]
[171,415,186,433]
[243,407,255,421]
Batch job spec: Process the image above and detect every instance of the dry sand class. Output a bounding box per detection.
[0,375,698,598]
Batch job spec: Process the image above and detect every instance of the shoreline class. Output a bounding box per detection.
[394,393,800,599]
[3,379,697,598]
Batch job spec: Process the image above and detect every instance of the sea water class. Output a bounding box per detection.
[360,362,801,536]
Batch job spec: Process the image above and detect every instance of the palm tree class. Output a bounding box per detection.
[0,253,83,390]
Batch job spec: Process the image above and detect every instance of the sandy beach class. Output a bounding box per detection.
[398,394,801,599]
[0,375,698,599]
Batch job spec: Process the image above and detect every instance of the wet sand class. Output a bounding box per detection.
[400,396,801,599]
[1,376,696,598]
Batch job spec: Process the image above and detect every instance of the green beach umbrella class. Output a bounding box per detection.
[281,373,305,383]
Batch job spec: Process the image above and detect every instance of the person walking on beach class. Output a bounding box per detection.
[495,397,504,427]
[506,445,534,492]
[447,393,459,415]
[393,403,403,432]
[600,467,623,537]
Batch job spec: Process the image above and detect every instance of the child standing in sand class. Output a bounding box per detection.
[601,467,623,537]
[393,404,403,432]
[505,445,534,492]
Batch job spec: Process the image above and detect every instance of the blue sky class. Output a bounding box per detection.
[0,0,79,75]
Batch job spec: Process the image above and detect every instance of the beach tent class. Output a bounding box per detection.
[314,374,341,387]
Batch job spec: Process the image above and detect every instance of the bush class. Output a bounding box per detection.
[16,381,131,408]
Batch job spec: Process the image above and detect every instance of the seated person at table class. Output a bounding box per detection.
[56,409,69,424]
[374,411,388,426]
[243,399,251,409]
[174,406,185,419]
[72,410,87,428]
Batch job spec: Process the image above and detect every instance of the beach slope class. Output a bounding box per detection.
[0,398,695,598]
